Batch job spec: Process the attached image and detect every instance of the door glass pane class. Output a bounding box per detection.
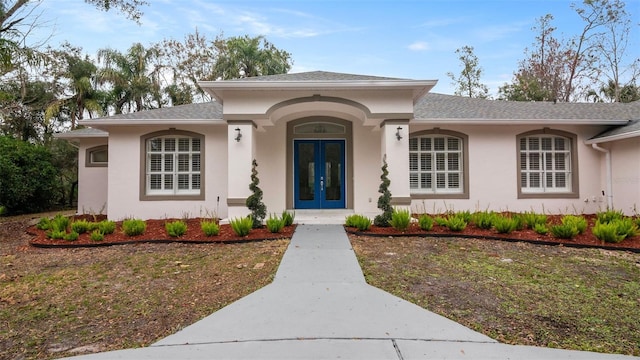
[298,143,315,201]
[324,143,341,201]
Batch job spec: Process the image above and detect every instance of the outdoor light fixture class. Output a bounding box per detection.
[396,126,403,141]
[235,127,242,142]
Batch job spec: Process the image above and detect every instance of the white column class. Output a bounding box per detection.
[227,121,255,219]
[381,120,411,208]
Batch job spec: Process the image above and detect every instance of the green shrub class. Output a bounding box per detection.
[418,215,433,231]
[455,210,472,224]
[614,218,638,238]
[533,223,549,235]
[50,214,70,232]
[445,216,467,232]
[0,205,6,216]
[90,230,104,242]
[561,215,587,234]
[200,220,220,236]
[511,214,525,230]
[597,209,625,224]
[63,231,79,241]
[98,220,116,234]
[246,160,266,228]
[122,218,146,236]
[165,220,187,237]
[70,219,91,234]
[592,220,625,243]
[0,135,61,214]
[521,211,548,229]
[47,229,66,239]
[230,216,253,237]
[493,216,518,234]
[282,210,295,226]
[471,211,496,230]
[374,158,393,227]
[434,216,448,227]
[389,208,411,231]
[266,214,285,233]
[345,214,371,231]
[36,217,52,230]
[550,223,579,239]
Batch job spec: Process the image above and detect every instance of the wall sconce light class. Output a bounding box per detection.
[396,126,403,141]
[234,127,242,142]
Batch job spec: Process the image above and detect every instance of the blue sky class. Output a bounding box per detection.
[32,0,640,96]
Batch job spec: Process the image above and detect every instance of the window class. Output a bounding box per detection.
[86,145,108,167]
[141,131,204,199]
[409,130,468,198]
[517,129,578,198]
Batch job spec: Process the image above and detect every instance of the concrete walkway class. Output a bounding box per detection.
[62,225,638,359]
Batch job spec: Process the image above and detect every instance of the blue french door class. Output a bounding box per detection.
[294,140,346,209]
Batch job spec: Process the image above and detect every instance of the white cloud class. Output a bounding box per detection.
[408,41,430,51]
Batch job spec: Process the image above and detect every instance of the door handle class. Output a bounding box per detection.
[320,176,324,191]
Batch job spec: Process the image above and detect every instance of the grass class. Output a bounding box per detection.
[0,217,289,360]
[350,235,640,356]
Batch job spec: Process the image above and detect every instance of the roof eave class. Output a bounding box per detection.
[585,130,640,144]
[411,118,630,125]
[79,118,225,129]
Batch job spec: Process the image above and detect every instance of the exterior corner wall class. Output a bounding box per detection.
[255,121,288,215]
[77,138,108,215]
[352,125,381,213]
[609,137,640,215]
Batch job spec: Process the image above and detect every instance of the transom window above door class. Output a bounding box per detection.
[409,130,468,198]
[294,122,345,134]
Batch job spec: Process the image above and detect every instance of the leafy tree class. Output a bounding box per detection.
[0,135,61,214]
[446,45,489,98]
[97,43,162,113]
[214,35,292,80]
[246,159,266,228]
[0,78,55,141]
[374,157,393,227]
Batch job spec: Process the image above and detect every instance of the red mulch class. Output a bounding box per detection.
[346,214,640,253]
[28,215,296,248]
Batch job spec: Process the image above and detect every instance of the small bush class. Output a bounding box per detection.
[533,223,549,235]
[47,229,66,240]
[597,209,625,224]
[592,221,625,243]
[98,220,116,234]
[90,230,104,242]
[63,231,79,241]
[550,223,579,239]
[345,214,371,231]
[266,214,285,233]
[445,216,467,232]
[122,218,146,236]
[389,208,411,231]
[282,210,295,226]
[455,210,472,224]
[493,216,518,234]
[165,220,187,237]
[614,218,638,239]
[471,211,496,230]
[36,217,52,230]
[201,220,220,236]
[230,216,253,237]
[0,205,5,216]
[434,216,448,227]
[561,215,587,234]
[70,219,91,234]
[50,214,70,232]
[418,215,433,231]
[521,211,548,229]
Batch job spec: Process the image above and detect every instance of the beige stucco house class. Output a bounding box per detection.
[56,71,640,220]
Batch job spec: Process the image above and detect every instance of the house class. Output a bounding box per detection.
[56,71,640,220]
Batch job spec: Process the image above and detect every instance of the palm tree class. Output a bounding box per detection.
[97,43,162,114]
[214,35,292,80]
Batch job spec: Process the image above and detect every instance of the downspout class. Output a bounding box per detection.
[591,143,613,209]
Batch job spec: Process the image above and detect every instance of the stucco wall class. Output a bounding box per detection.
[409,124,609,215]
[352,124,382,213]
[609,137,640,214]
[77,138,108,215]
[106,125,228,220]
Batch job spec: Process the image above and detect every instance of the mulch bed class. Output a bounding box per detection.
[346,214,640,253]
[28,215,296,248]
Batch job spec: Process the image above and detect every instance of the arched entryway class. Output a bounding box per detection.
[286,117,353,209]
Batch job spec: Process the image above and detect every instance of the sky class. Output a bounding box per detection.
[26,0,640,97]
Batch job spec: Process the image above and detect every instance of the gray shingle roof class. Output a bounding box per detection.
[54,127,107,138]
[229,71,406,82]
[588,119,640,142]
[87,101,223,121]
[415,93,640,121]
